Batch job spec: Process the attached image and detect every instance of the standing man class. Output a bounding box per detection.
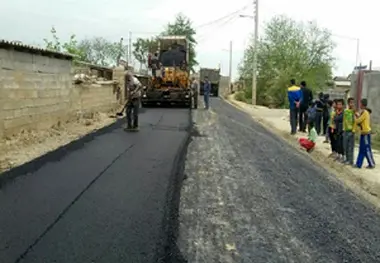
[151,52,159,77]
[203,76,211,109]
[287,79,303,135]
[299,81,313,132]
[125,73,142,131]
[191,77,198,109]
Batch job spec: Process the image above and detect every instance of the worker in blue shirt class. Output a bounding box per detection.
[287,79,303,134]
[203,76,211,109]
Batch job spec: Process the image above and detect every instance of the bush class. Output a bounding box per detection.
[234,91,247,102]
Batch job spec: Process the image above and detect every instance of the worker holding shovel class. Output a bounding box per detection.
[117,72,142,131]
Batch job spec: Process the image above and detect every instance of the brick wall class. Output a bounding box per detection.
[0,47,121,138]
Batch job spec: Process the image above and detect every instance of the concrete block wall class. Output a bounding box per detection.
[74,83,119,113]
[0,48,73,135]
[0,48,120,138]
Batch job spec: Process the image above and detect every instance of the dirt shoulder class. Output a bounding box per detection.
[0,110,121,174]
[226,94,380,209]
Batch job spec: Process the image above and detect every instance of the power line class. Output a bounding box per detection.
[197,15,241,43]
[194,4,251,29]
[101,5,252,41]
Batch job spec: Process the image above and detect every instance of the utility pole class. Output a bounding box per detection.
[228,40,233,94]
[251,0,259,105]
[355,38,360,67]
[128,31,132,67]
[117,37,123,66]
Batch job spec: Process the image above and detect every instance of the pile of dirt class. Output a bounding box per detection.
[0,111,119,173]
[73,73,118,85]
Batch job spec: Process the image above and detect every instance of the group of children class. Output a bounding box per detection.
[299,97,376,169]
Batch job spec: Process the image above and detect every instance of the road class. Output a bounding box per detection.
[2,98,380,263]
[178,98,380,263]
[0,108,190,263]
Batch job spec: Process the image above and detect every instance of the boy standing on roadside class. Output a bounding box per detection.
[328,100,337,157]
[343,97,356,165]
[333,99,344,162]
[355,99,376,169]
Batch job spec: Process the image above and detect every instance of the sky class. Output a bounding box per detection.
[0,0,376,80]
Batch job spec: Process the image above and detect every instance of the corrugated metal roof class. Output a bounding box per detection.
[159,36,187,40]
[0,39,73,59]
[74,61,112,71]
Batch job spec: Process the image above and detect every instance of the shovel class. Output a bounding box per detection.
[109,103,127,118]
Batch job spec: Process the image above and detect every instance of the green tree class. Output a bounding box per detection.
[43,27,61,51]
[239,15,335,107]
[77,37,127,66]
[43,26,87,62]
[161,13,198,72]
[44,27,126,66]
[133,38,153,71]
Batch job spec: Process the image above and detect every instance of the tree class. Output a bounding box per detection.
[133,38,157,71]
[43,27,87,62]
[44,27,126,66]
[77,37,126,66]
[238,15,335,107]
[161,13,198,72]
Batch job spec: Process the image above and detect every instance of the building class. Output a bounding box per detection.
[325,76,351,100]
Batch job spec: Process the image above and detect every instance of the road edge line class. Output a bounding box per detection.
[155,109,192,263]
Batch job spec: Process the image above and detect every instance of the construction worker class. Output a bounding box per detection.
[191,77,198,109]
[151,52,159,77]
[125,72,142,131]
[203,76,211,109]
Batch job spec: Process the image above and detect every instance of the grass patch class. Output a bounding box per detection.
[234,91,252,104]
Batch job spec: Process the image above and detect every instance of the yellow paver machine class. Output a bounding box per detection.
[143,36,196,108]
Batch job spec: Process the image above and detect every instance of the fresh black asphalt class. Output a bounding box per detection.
[0,108,190,263]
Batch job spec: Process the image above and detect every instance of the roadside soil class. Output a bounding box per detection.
[0,110,120,173]
[226,94,380,209]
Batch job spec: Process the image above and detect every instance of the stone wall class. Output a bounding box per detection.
[0,47,121,138]
[219,75,230,98]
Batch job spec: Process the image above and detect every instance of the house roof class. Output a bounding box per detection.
[0,39,73,60]
[333,76,349,81]
[75,61,112,71]
[334,80,351,86]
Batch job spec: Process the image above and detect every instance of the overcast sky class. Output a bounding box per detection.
[0,0,375,79]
